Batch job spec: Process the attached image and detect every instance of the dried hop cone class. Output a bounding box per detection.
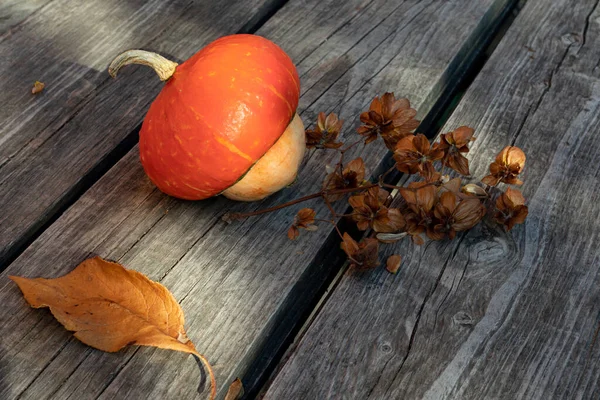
[494,187,528,230]
[322,158,366,202]
[482,146,526,186]
[288,208,318,240]
[340,233,380,270]
[436,126,475,176]
[394,134,444,182]
[305,112,344,149]
[357,93,420,150]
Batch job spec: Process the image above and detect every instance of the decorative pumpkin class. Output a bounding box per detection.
[109,34,304,201]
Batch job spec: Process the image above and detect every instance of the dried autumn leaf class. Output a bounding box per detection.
[10,257,216,399]
[225,378,244,400]
[386,255,402,274]
[32,81,45,94]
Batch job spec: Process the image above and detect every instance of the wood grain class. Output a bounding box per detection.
[265,0,600,398]
[0,0,514,399]
[0,0,282,267]
[0,0,52,35]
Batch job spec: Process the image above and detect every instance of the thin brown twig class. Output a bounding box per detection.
[379,164,398,184]
[313,218,344,239]
[323,195,338,218]
[340,138,364,154]
[382,180,441,191]
[226,183,378,220]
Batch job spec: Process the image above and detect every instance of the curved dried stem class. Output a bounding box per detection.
[109,50,178,81]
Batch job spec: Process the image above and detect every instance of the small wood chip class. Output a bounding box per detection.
[32,81,45,94]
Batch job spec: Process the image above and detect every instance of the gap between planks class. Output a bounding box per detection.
[246,0,522,397]
[256,1,523,395]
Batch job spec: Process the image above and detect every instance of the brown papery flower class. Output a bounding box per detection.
[494,187,528,231]
[357,93,420,150]
[482,146,526,186]
[287,208,318,240]
[348,187,404,233]
[399,182,437,243]
[431,191,486,240]
[323,157,366,201]
[340,233,380,270]
[436,126,475,176]
[394,134,444,181]
[306,112,344,149]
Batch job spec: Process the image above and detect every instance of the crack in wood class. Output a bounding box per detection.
[511,42,575,147]
[379,234,467,398]
[580,0,600,49]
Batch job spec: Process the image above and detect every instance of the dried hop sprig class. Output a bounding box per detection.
[348,187,405,233]
[482,146,526,186]
[305,112,344,149]
[357,92,420,150]
[340,233,380,270]
[494,187,528,231]
[322,157,366,201]
[436,126,475,176]
[394,134,444,182]
[288,208,318,240]
[225,91,529,275]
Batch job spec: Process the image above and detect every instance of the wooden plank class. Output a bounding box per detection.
[0,0,52,34]
[265,0,600,398]
[0,0,515,399]
[0,0,284,267]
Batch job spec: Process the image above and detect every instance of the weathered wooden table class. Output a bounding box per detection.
[2,0,599,398]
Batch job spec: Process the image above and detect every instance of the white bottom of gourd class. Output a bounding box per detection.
[222,113,306,201]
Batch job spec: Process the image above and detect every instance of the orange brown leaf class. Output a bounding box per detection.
[9,256,216,399]
[225,378,244,400]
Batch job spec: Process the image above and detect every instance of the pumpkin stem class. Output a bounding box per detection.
[108,50,179,81]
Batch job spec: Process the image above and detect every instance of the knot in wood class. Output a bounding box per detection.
[453,311,474,326]
[379,341,393,354]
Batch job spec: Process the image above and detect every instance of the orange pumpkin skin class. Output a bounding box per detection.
[139,34,300,200]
